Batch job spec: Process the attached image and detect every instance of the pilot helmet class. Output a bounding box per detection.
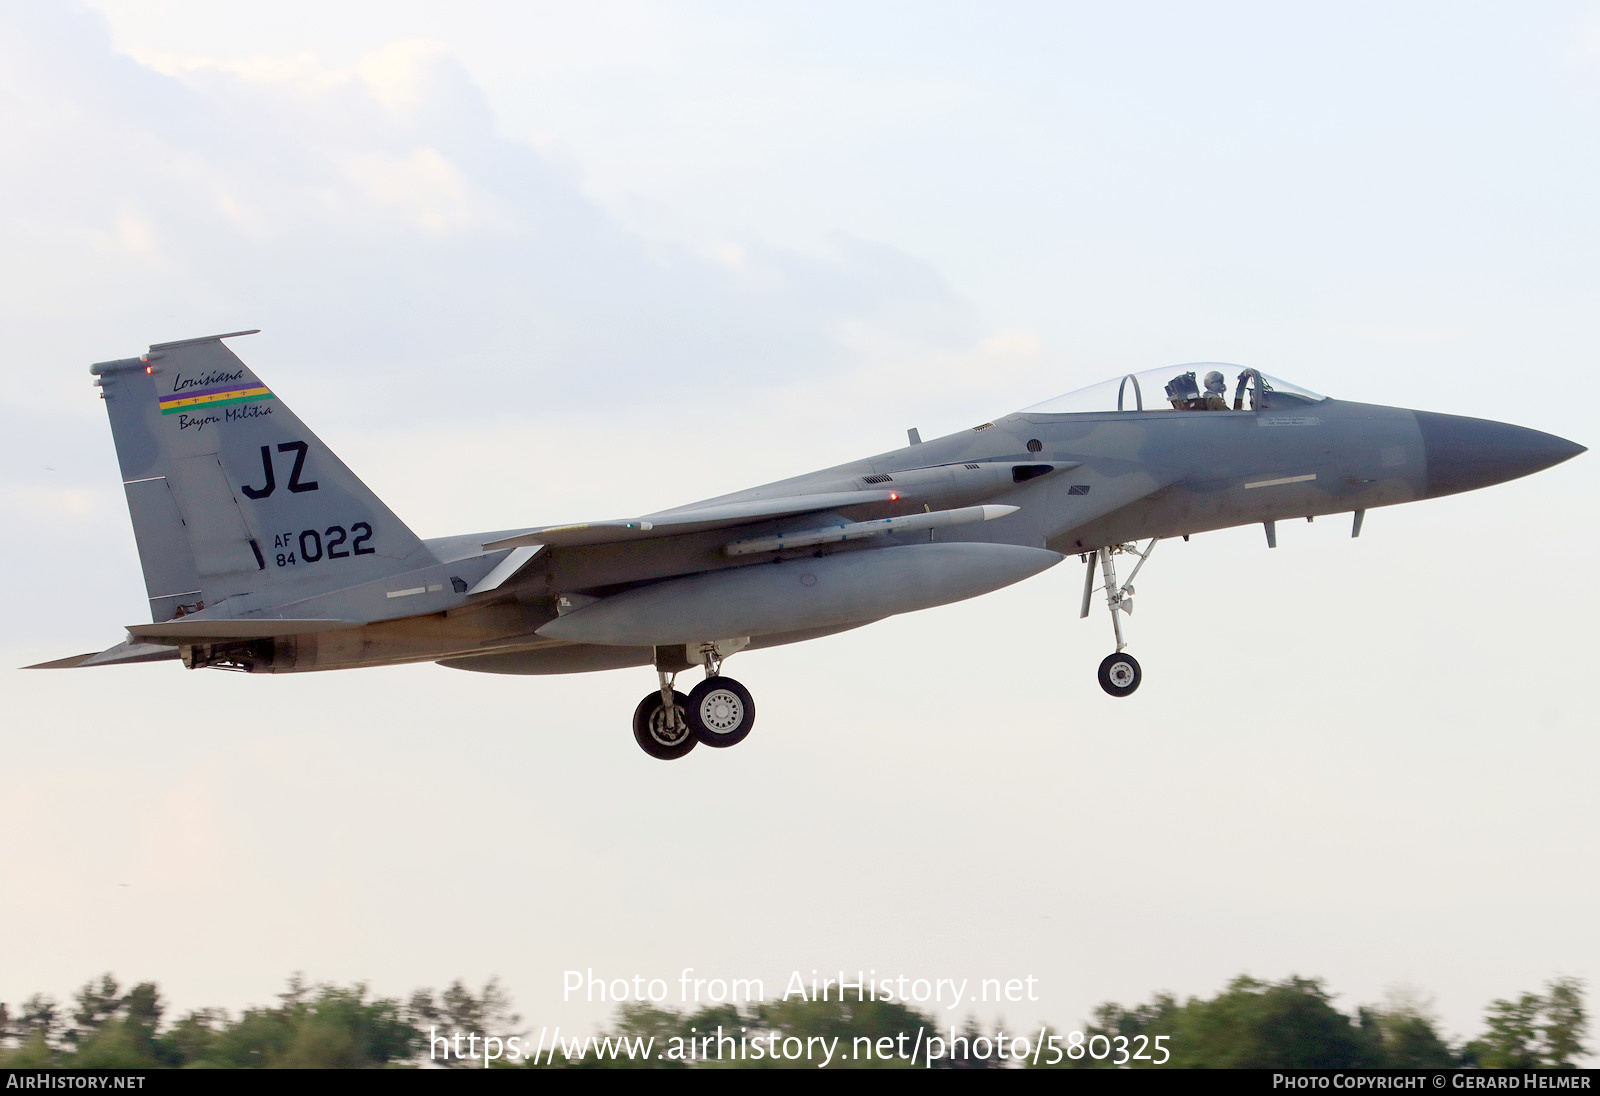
[1203,370,1226,394]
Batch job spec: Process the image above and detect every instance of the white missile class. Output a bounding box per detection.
[723,503,1018,556]
[536,542,1064,647]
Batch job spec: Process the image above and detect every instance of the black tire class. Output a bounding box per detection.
[1097,652,1142,697]
[686,676,756,748]
[632,689,696,760]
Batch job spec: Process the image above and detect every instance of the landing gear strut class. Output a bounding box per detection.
[632,640,755,759]
[1081,539,1157,697]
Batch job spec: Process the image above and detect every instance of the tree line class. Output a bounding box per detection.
[0,972,1585,1069]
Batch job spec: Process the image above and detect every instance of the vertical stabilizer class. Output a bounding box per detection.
[92,332,438,621]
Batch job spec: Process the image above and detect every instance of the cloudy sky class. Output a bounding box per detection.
[2,0,1596,1057]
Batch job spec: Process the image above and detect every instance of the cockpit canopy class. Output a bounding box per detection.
[1022,364,1326,415]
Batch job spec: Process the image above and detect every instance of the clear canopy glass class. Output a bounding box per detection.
[1022,364,1325,415]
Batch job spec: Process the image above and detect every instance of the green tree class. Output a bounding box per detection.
[121,982,167,1064]
[204,1007,295,1068]
[1045,976,1382,1069]
[0,995,60,1066]
[1465,978,1589,1068]
[0,1033,55,1068]
[68,974,122,1045]
[1542,977,1588,1068]
[71,1022,157,1069]
[945,1016,1008,1070]
[1180,975,1379,1068]
[14,994,60,1050]
[195,979,418,1068]
[293,984,416,1067]
[408,978,521,1068]
[1470,991,1543,1068]
[157,1008,225,1067]
[549,1001,699,1069]
[570,996,950,1069]
[1359,989,1456,1068]
[761,996,929,1068]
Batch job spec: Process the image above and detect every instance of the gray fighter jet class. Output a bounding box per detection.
[32,332,1584,760]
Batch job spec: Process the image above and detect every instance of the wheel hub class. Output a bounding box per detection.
[649,706,690,745]
[700,690,743,731]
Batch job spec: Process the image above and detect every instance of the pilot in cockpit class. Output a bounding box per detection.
[1166,370,1232,411]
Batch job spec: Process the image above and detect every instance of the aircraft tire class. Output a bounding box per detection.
[1097,652,1141,697]
[632,690,696,760]
[686,677,755,748]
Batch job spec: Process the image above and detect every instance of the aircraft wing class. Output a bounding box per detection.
[482,490,899,550]
[25,621,359,667]
[26,640,181,669]
[125,618,362,642]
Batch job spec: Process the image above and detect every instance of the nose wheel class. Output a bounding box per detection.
[1097,652,1142,697]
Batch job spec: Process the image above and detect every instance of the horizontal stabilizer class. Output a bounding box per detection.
[25,640,182,669]
[484,491,899,550]
[126,618,361,642]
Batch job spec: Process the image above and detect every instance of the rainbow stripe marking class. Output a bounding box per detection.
[159,383,274,415]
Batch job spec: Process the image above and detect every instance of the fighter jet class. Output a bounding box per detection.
[31,331,1584,760]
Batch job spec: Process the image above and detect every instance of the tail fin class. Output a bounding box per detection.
[92,331,438,622]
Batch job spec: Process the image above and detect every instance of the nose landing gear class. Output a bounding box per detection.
[1081,539,1157,697]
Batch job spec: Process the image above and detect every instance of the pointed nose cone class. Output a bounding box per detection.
[1415,410,1586,499]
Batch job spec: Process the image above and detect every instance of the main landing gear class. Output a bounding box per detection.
[632,640,756,761]
[1080,539,1157,698]
[632,682,694,761]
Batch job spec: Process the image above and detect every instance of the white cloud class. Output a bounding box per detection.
[0,10,981,423]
